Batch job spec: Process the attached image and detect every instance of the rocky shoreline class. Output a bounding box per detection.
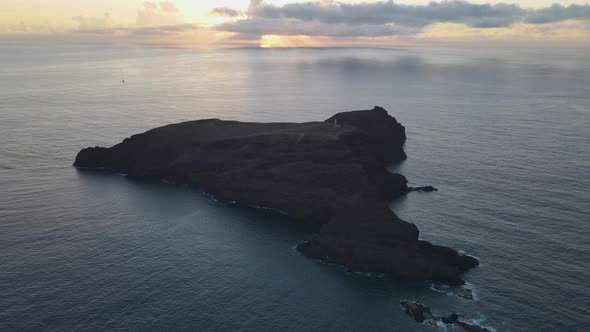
[74,106,478,283]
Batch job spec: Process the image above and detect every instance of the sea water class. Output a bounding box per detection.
[1,38,589,331]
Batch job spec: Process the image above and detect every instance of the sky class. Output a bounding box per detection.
[1,1,589,47]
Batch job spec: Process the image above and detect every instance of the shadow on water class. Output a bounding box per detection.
[71,169,455,331]
[75,168,321,236]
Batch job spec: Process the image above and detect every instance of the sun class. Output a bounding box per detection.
[260,35,281,48]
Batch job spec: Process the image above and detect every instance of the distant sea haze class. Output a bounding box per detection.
[0,40,589,331]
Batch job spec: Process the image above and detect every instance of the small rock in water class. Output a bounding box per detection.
[456,285,474,300]
[408,186,439,192]
[400,301,492,332]
[400,300,435,322]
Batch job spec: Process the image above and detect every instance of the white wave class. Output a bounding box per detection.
[466,315,497,332]
[434,320,451,331]
[458,250,480,261]
[351,271,386,278]
[429,282,478,301]
[464,282,479,301]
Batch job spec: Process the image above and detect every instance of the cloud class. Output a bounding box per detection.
[136,1,183,26]
[0,22,56,34]
[73,13,115,31]
[3,1,219,46]
[16,0,587,45]
[525,4,590,24]
[218,18,415,37]
[75,23,201,36]
[214,0,590,39]
[211,7,242,17]
[248,1,527,28]
[249,0,264,10]
[159,1,179,13]
[71,1,187,36]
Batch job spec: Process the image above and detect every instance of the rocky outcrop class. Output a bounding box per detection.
[400,301,492,332]
[74,106,478,283]
[400,301,437,322]
[408,186,439,192]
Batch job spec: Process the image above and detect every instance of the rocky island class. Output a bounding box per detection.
[400,301,492,332]
[74,106,478,283]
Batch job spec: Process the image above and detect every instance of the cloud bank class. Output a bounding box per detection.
[136,1,183,27]
[213,0,590,39]
[2,1,588,46]
[61,2,218,47]
[69,1,204,37]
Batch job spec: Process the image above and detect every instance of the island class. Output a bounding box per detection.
[74,106,478,284]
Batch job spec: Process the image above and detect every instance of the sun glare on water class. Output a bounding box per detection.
[258,35,330,48]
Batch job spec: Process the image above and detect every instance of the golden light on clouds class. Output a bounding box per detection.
[1,1,589,46]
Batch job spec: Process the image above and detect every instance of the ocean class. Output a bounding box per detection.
[1,37,589,331]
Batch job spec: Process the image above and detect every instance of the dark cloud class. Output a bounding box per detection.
[214,1,590,38]
[249,1,526,28]
[525,4,590,24]
[211,7,242,17]
[218,18,415,37]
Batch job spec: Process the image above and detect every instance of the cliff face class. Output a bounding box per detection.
[74,106,478,283]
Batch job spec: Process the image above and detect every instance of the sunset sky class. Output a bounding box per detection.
[2,1,589,46]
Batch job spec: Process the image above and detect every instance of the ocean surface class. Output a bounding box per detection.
[1,38,589,331]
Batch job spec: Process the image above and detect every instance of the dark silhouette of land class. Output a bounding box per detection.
[74,106,478,283]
